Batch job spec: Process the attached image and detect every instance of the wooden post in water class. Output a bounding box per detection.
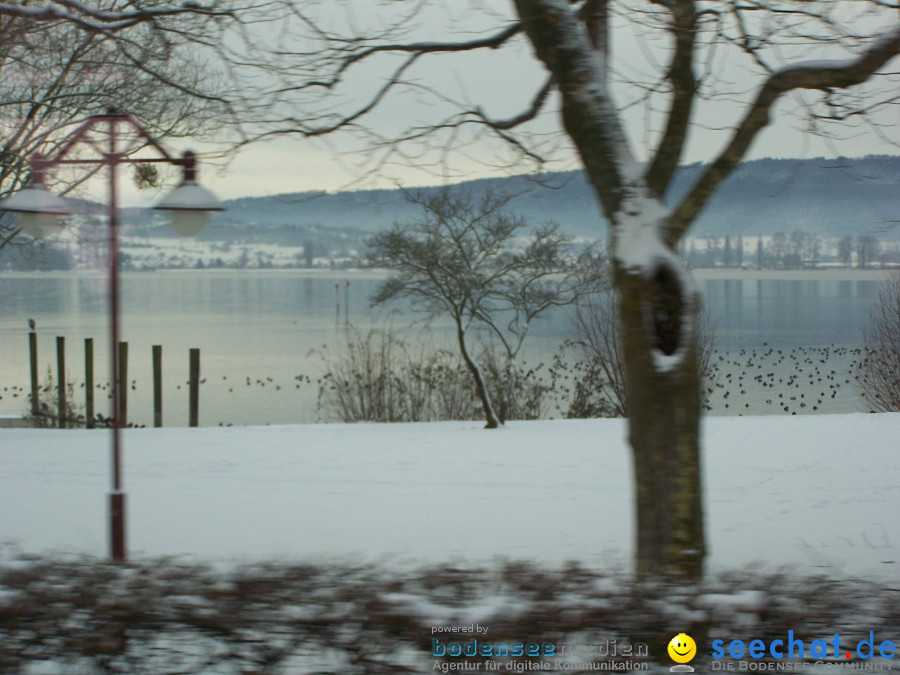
[334,282,340,324]
[153,345,162,428]
[56,336,65,428]
[344,279,349,325]
[85,338,94,428]
[118,341,128,428]
[28,328,39,417]
[189,348,200,427]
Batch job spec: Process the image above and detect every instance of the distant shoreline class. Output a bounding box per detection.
[690,267,896,281]
[0,266,895,281]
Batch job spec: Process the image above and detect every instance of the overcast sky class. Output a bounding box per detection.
[117,0,899,207]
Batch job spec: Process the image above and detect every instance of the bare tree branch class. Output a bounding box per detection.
[667,24,900,246]
[513,0,634,217]
[471,75,556,132]
[270,21,522,94]
[644,0,698,197]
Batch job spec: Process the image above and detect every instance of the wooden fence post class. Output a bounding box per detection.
[153,345,163,427]
[56,336,65,428]
[335,282,340,323]
[85,338,94,428]
[189,348,200,427]
[29,330,39,417]
[118,341,128,428]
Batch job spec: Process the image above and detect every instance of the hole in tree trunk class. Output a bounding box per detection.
[647,264,683,356]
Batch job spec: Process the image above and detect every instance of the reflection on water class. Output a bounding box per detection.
[0,270,885,425]
[702,276,877,349]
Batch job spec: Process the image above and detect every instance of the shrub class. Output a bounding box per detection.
[24,367,85,428]
[857,272,900,412]
[24,367,141,429]
[0,552,896,673]
[562,290,716,418]
[314,325,551,423]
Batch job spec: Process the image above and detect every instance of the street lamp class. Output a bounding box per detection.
[0,155,73,238]
[0,108,224,561]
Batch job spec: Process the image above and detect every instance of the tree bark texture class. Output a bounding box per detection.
[617,263,705,578]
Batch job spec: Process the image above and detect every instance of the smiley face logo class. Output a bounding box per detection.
[668,633,697,664]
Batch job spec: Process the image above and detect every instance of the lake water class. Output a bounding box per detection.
[0,268,889,426]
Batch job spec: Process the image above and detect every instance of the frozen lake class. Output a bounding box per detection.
[0,268,890,426]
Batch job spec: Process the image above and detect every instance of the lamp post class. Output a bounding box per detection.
[0,108,223,561]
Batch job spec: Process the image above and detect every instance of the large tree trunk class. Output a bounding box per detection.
[617,261,705,578]
[512,0,705,577]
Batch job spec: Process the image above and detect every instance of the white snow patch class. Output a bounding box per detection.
[696,590,768,611]
[612,190,670,272]
[0,415,898,579]
[381,592,528,626]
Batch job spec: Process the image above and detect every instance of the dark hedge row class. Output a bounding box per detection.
[0,554,896,674]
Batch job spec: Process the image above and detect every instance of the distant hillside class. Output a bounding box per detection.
[124,154,898,242]
[668,155,900,239]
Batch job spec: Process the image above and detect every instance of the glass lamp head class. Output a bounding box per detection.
[153,151,224,237]
[0,182,71,238]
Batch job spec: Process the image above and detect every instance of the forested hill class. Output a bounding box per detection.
[158,154,900,240]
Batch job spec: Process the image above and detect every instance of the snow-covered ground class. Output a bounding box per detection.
[2,414,897,579]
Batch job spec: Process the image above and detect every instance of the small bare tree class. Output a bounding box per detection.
[858,234,881,270]
[858,272,900,413]
[367,188,605,428]
[569,291,628,418]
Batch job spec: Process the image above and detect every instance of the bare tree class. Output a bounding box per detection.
[704,235,722,267]
[0,1,251,251]
[9,1,883,575]
[569,291,628,418]
[858,272,900,412]
[367,189,604,428]
[768,231,789,267]
[838,234,854,266]
[805,235,821,268]
[789,230,808,269]
[212,0,899,578]
[858,234,881,269]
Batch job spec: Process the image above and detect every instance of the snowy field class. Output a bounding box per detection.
[1,414,897,580]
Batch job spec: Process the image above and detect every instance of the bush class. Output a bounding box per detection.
[314,325,551,423]
[24,367,141,429]
[562,291,716,418]
[857,272,900,412]
[0,551,895,673]
[23,367,85,428]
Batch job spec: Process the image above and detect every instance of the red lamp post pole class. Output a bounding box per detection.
[4,108,223,562]
[107,115,125,561]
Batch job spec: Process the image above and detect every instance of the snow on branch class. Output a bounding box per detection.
[0,1,232,32]
[513,0,640,216]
